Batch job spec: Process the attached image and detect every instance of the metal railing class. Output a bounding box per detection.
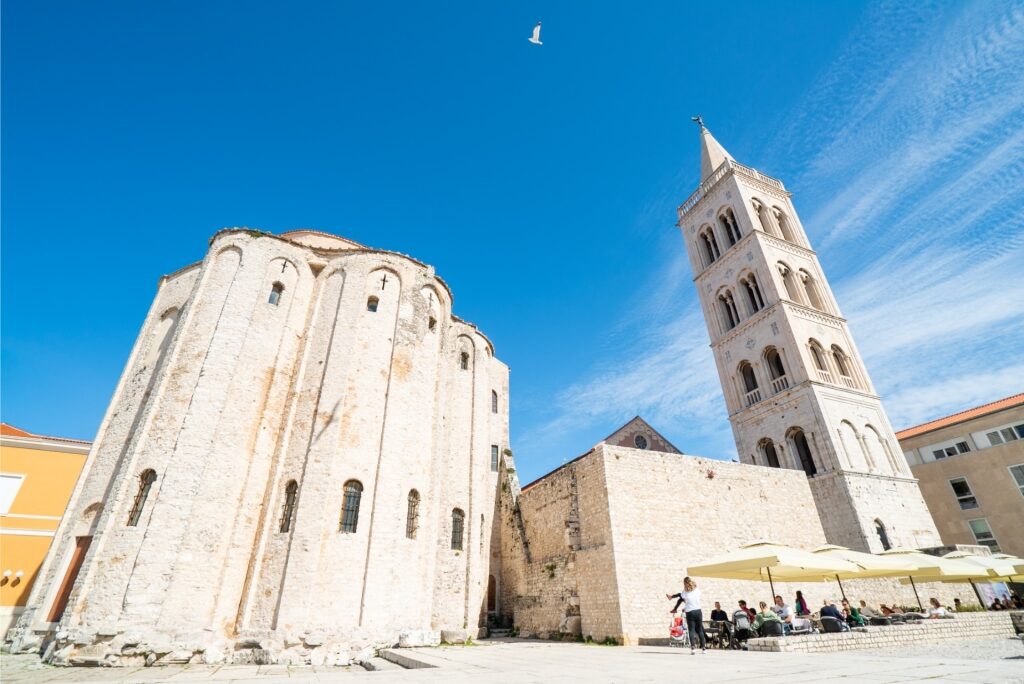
[678,159,786,218]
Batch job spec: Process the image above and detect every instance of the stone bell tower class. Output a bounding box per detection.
[676,119,940,552]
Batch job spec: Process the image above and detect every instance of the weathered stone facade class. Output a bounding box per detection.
[8,229,509,666]
[676,125,941,553]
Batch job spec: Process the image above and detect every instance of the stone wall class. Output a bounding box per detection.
[7,229,509,666]
[748,612,1015,652]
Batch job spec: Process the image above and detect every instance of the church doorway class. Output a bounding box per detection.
[47,536,91,623]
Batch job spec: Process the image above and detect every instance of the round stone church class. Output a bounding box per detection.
[10,229,509,665]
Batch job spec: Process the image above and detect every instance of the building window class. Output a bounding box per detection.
[773,207,797,242]
[339,480,363,533]
[764,347,788,392]
[460,352,470,370]
[931,442,970,460]
[831,346,857,388]
[719,208,742,246]
[985,427,1021,447]
[1009,464,1024,497]
[948,478,979,510]
[752,200,776,237]
[491,445,500,472]
[760,439,780,468]
[634,434,648,450]
[739,362,760,406]
[790,428,817,477]
[127,469,157,527]
[268,282,284,306]
[799,270,825,311]
[491,391,498,414]
[741,274,765,313]
[366,296,379,312]
[451,508,465,550]
[699,226,721,266]
[428,316,437,331]
[967,518,1000,552]
[406,489,420,539]
[279,480,299,533]
[718,290,741,331]
[0,474,25,515]
[875,519,892,551]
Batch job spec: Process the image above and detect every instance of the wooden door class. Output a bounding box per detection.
[46,536,91,623]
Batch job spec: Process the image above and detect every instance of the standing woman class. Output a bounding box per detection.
[795,590,809,616]
[666,577,706,654]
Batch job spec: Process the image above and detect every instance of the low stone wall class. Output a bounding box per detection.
[748,612,1015,653]
[1009,610,1024,634]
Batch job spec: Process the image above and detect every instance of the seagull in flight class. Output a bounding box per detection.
[528,22,542,45]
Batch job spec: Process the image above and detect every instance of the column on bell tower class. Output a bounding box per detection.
[676,119,941,552]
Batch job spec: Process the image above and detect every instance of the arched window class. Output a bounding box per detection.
[718,289,741,331]
[268,282,284,306]
[718,208,742,246]
[741,274,765,313]
[764,347,788,392]
[428,316,437,331]
[491,390,498,413]
[752,200,778,237]
[799,270,825,311]
[406,489,419,539]
[773,207,797,242]
[809,340,832,383]
[491,444,500,472]
[790,428,817,476]
[831,345,857,388]
[366,296,379,312]
[739,362,760,406]
[777,263,802,303]
[699,226,721,266]
[451,508,465,550]
[759,439,781,468]
[875,519,892,551]
[127,469,157,527]
[460,351,470,370]
[279,480,298,533]
[339,480,363,533]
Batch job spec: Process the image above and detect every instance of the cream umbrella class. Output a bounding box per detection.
[990,554,1024,582]
[687,541,859,602]
[939,551,1021,605]
[811,544,918,601]
[881,548,984,608]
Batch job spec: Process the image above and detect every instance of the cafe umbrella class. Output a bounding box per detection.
[810,544,917,601]
[880,548,982,608]
[687,541,859,602]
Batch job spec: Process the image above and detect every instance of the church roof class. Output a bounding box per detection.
[895,393,1024,440]
[599,416,683,454]
[698,124,734,182]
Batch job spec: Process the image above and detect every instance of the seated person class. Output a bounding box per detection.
[710,601,729,622]
[751,601,782,634]
[926,597,946,619]
[737,600,756,622]
[820,601,851,631]
[841,599,866,626]
[952,598,962,612]
[772,595,794,634]
[989,599,1003,611]
[858,600,877,618]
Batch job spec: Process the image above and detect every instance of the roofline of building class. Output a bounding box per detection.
[1,434,92,455]
[895,392,1024,441]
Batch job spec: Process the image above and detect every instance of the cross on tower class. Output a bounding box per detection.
[380,274,388,290]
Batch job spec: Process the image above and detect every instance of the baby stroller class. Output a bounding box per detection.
[730,609,753,649]
[669,614,689,647]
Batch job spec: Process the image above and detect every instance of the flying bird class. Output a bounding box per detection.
[528,22,542,45]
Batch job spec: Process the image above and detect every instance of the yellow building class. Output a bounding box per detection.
[0,423,89,634]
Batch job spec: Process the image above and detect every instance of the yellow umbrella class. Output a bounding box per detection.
[688,540,859,601]
[811,544,918,601]
[943,551,1018,578]
[880,548,982,608]
[991,554,1024,582]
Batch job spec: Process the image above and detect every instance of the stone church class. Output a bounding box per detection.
[8,127,958,663]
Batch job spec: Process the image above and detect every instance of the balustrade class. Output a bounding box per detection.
[770,375,789,394]
[744,389,762,407]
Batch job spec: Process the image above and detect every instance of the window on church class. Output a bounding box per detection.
[127,469,157,527]
[718,290,740,331]
[948,478,979,510]
[967,518,999,552]
[752,200,776,237]
[719,208,742,246]
[279,480,298,533]
[742,275,765,313]
[634,434,648,449]
[761,439,780,468]
[739,362,760,406]
[491,445,500,472]
[406,489,420,539]
[451,508,465,550]
[764,348,788,392]
[492,390,498,414]
[268,282,284,306]
[428,316,437,331]
[773,207,797,242]
[799,270,825,311]
[875,519,892,551]
[790,428,817,476]
[700,227,721,266]
[340,480,363,533]
[460,351,470,370]
[366,296,379,312]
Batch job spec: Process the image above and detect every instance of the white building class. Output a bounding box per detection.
[8,229,509,665]
[676,121,941,553]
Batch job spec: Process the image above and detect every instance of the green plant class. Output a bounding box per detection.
[510,626,520,638]
[952,604,986,612]
[601,636,619,646]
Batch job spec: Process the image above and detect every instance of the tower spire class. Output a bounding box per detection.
[691,116,734,182]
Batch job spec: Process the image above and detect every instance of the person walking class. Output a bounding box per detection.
[666,577,706,654]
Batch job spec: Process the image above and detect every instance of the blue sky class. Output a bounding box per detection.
[3,1,1022,484]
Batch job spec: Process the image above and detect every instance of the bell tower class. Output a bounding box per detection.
[676,119,940,552]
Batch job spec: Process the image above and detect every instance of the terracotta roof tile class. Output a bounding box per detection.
[895,393,1024,440]
[0,422,91,445]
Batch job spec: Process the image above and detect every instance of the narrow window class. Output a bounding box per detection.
[340,480,363,533]
[487,575,497,612]
[753,200,776,236]
[791,429,817,476]
[948,478,978,510]
[778,264,801,302]
[451,508,465,550]
[968,518,999,552]
[800,271,825,311]
[719,208,742,246]
[491,390,498,414]
[268,282,284,306]
[460,351,470,370]
[875,519,892,551]
[127,469,157,527]
[428,316,437,331]
[764,348,787,392]
[366,296,379,312]
[491,445,500,472]
[701,233,717,266]
[773,207,796,242]
[742,275,764,314]
[740,362,760,406]
[279,480,298,532]
[706,229,721,259]
[406,489,420,539]
[761,440,780,468]
[1008,464,1024,496]
[718,290,740,330]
